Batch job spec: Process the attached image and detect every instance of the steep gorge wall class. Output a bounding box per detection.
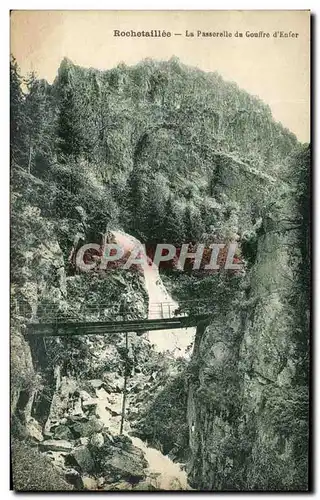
[187,182,309,491]
[11,56,309,490]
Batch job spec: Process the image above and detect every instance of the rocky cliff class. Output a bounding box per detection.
[10,56,309,491]
[186,148,310,491]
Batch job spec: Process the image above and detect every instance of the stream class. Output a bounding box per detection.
[103,231,193,489]
[96,386,189,490]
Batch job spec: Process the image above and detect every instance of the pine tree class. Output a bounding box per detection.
[56,59,82,158]
[163,196,185,246]
[10,56,27,166]
[144,174,168,244]
[184,204,205,244]
[126,167,148,238]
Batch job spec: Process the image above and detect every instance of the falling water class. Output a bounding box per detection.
[111,230,196,358]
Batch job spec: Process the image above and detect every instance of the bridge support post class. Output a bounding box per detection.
[193,319,211,356]
[119,332,128,435]
[26,334,56,425]
[28,335,47,371]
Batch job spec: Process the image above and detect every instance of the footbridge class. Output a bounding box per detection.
[22,300,212,338]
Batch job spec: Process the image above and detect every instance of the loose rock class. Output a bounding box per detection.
[39,439,73,453]
[71,446,95,473]
[82,476,98,490]
[90,432,104,448]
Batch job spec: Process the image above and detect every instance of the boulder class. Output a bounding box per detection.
[65,468,83,490]
[105,481,133,491]
[133,481,158,491]
[90,432,104,448]
[101,446,147,483]
[71,445,95,473]
[39,439,73,452]
[112,434,134,449]
[97,477,105,488]
[82,398,98,409]
[26,418,43,442]
[79,390,91,401]
[72,416,104,437]
[54,424,74,441]
[79,437,89,446]
[89,379,104,389]
[72,398,84,416]
[82,476,98,490]
[67,414,89,424]
[44,449,68,468]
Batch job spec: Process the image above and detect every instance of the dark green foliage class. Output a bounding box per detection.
[10,55,300,250]
[162,196,185,246]
[125,166,149,237]
[55,58,84,158]
[10,56,27,166]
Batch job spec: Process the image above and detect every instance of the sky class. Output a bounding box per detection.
[10,10,310,142]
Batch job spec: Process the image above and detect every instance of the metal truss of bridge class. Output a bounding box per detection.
[21,300,212,338]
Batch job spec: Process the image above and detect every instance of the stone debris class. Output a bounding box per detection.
[39,439,73,453]
[71,445,95,473]
[31,334,190,492]
[53,424,74,441]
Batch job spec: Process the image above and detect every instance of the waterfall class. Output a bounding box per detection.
[111,230,195,358]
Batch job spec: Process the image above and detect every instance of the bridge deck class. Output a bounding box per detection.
[25,314,210,337]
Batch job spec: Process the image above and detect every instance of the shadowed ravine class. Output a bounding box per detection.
[96,387,190,490]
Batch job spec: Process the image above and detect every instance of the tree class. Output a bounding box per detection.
[24,73,55,174]
[162,196,185,246]
[144,173,168,244]
[126,167,148,238]
[184,204,205,244]
[10,56,27,166]
[56,58,83,158]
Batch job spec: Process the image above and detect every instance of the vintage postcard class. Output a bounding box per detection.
[10,10,310,491]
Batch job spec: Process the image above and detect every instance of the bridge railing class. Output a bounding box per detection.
[16,299,212,324]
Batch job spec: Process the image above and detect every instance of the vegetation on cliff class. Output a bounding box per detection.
[10,54,309,491]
